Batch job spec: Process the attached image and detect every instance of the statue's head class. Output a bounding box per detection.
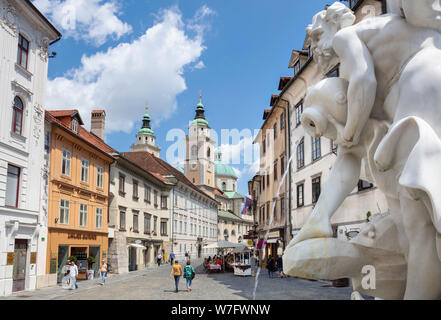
[306,2,356,72]
[301,77,349,142]
[401,0,441,33]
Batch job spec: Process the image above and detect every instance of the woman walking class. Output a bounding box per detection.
[100,260,108,285]
[170,260,182,293]
[184,260,195,292]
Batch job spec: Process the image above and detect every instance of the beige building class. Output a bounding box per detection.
[108,152,173,273]
[253,92,290,261]
[282,0,388,241]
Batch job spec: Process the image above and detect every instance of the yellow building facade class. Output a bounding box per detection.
[45,110,114,283]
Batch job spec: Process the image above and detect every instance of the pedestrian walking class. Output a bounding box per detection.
[267,256,276,278]
[61,260,72,289]
[164,252,168,264]
[184,260,195,292]
[276,255,284,278]
[170,251,175,265]
[157,252,163,267]
[170,260,182,293]
[100,260,108,285]
[70,260,79,289]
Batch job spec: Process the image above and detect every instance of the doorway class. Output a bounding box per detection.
[57,245,69,283]
[12,239,27,292]
[128,246,137,271]
[89,246,100,277]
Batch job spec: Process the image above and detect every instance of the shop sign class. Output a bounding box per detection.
[67,232,97,240]
[267,231,280,239]
[6,252,14,265]
[30,252,37,264]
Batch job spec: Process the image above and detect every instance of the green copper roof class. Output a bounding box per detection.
[138,127,154,135]
[215,161,237,178]
[218,210,245,222]
[197,98,204,109]
[224,191,244,199]
[192,118,209,126]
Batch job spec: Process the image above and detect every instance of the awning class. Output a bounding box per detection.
[127,243,146,249]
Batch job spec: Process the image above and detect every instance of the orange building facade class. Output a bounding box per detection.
[45,110,114,283]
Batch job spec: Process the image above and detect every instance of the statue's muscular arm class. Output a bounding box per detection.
[333,26,377,147]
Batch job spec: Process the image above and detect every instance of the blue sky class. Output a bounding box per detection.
[37,0,332,195]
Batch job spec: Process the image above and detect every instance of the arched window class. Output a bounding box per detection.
[12,96,24,135]
[207,147,211,158]
[223,229,229,240]
[222,182,226,191]
[191,145,198,159]
[231,229,236,236]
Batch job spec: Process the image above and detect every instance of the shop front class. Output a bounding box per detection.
[257,228,285,267]
[47,228,108,283]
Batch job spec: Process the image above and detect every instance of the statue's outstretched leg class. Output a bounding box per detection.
[400,193,441,299]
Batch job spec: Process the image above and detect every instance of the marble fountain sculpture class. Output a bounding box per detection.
[283,0,441,300]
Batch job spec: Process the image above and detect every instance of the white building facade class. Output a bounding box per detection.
[0,0,60,295]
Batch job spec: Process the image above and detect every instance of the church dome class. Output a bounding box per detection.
[215,160,237,178]
[138,110,154,135]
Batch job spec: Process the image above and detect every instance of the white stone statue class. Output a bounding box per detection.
[283,1,441,299]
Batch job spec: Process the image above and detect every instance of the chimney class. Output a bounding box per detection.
[91,110,106,140]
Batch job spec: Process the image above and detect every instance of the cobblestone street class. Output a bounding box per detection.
[1,262,353,300]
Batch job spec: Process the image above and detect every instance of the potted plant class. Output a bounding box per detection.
[68,255,78,263]
[87,256,96,269]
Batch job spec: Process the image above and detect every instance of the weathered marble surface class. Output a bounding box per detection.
[284,1,441,300]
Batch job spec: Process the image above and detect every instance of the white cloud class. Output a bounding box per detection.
[193,61,206,69]
[45,6,212,134]
[33,0,132,45]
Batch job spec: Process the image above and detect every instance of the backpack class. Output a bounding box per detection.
[185,265,195,279]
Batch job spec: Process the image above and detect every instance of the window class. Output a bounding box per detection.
[72,119,78,133]
[273,123,278,139]
[96,208,103,229]
[161,220,167,236]
[174,219,177,233]
[79,204,88,227]
[280,197,285,219]
[145,186,151,203]
[274,162,278,181]
[267,173,269,187]
[133,211,139,232]
[295,103,303,126]
[281,156,286,177]
[6,164,20,207]
[161,196,168,209]
[331,140,338,153]
[358,180,373,191]
[61,149,71,176]
[297,138,304,169]
[119,174,125,194]
[144,213,151,234]
[12,96,24,135]
[120,210,126,230]
[294,61,301,76]
[80,159,89,183]
[280,112,285,130]
[17,34,29,69]
[154,190,158,207]
[153,216,158,233]
[312,137,321,161]
[297,184,304,207]
[191,145,198,159]
[179,221,183,233]
[44,131,51,152]
[263,139,266,154]
[184,222,187,234]
[59,199,70,224]
[207,147,211,158]
[262,175,265,191]
[97,166,103,188]
[312,177,321,204]
[266,202,270,222]
[222,182,226,192]
[133,180,138,199]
